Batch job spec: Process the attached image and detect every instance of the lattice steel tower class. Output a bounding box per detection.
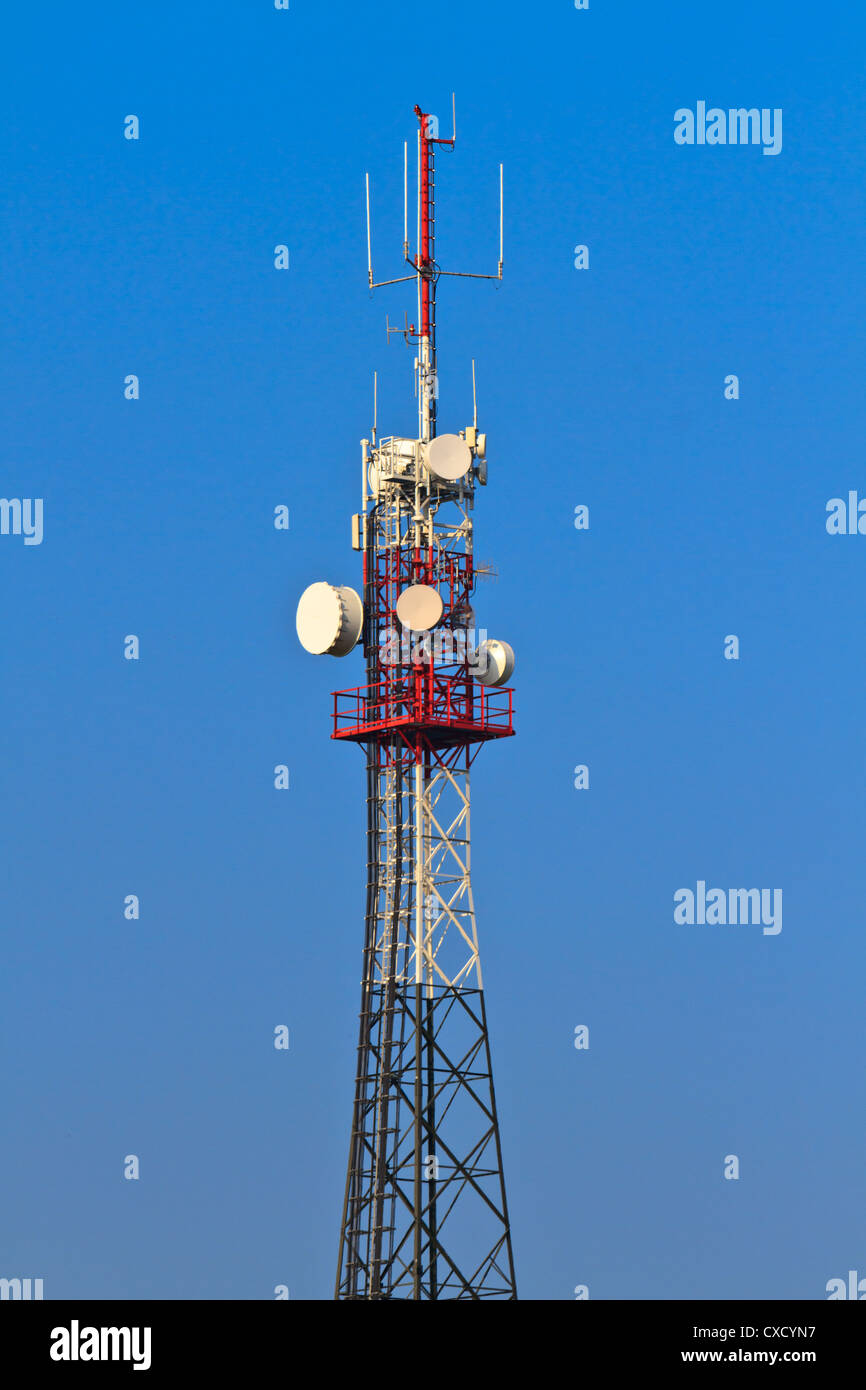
[296,103,517,1300]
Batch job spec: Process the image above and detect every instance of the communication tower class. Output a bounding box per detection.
[297,102,517,1300]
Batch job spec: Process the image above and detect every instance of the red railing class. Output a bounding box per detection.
[332,671,513,741]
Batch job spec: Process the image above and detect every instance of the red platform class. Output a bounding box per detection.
[332,671,514,747]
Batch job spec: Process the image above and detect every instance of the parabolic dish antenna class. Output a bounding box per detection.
[424,433,472,483]
[395,584,444,632]
[296,582,363,656]
[469,638,515,687]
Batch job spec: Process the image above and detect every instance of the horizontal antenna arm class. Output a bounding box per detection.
[370,274,417,289]
[437,270,502,281]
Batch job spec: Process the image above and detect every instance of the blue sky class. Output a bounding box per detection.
[2,0,865,1299]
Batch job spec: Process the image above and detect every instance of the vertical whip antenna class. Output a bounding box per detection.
[365,172,372,288]
[403,142,409,258]
[499,164,504,276]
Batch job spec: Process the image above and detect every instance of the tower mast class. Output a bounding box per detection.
[415,101,442,444]
[297,103,515,1299]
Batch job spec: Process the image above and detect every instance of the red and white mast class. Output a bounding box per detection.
[296,102,516,1300]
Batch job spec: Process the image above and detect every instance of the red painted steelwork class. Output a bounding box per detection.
[332,673,514,746]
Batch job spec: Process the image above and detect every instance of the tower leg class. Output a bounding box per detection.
[336,737,516,1300]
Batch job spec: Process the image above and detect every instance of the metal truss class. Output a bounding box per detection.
[336,732,516,1299]
[333,106,516,1301]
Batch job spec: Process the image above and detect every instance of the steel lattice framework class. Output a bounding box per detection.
[328,105,516,1299]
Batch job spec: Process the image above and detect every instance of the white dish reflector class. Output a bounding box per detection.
[424,433,472,483]
[469,639,515,687]
[395,584,444,632]
[296,582,363,656]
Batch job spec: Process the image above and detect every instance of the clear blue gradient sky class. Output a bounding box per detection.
[2,1,865,1299]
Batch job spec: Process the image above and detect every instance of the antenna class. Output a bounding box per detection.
[365,172,372,289]
[365,100,506,445]
[372,370,377,444]
[385,311,411,344]
[403,142,408,258]
[436,163,504,283]
[499,164,504,277]
[366,169,416,291]
[472,359,477,429]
